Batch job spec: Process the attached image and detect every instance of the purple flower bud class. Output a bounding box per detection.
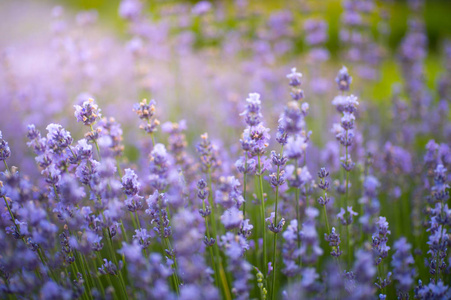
[335,66,352,91]
[0,131,11,162]
[74,98,101,126]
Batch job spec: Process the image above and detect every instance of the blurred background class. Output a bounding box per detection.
[1,0,450,172]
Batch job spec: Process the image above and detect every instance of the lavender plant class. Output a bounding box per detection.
[0,0,450,299]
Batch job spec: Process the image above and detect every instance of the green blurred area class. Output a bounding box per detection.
[61,0,451,53]
[54,0,451,114]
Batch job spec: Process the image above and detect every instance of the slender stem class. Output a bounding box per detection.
[150,133,155,148]
[89,125,102,161]
[77,251,93,300]
[3,160,10,173]
[119,221,129,243]
[271,146,283,300]
[202,197,219,287]
[129,212,138,230]
[243,151,248,220]
[163,237,180,295]
[95,252,117,300]
[294,158,301,266]
[344,130,351,268]
[207,168,232,300]
[134,212,142,229]
[323,205,330,234]
[257,155,267,275]
[103,228,129,299]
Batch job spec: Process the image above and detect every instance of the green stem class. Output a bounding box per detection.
[103,228,128,299]
[202,197,219,288]
[207,168,232,300]
[150,133,155,148]
[257,155,267,275]
[95,252,117,300]
[243,151,248,220]
[3,160,10,173]
[77,252,94,300]
[119,220,129,244]
[323,205,330,234]
[89,125,102,161]
[271,146,283,300]
[163,238,180,295]
[344,132,351,269]
[294,158,301,266]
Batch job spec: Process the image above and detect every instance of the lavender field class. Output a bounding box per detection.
[0,0,450,299]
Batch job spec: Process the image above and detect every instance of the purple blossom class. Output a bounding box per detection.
[74,98,101,126]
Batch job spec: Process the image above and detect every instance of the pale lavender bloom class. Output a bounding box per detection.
[146,191,172,238]
[215,176,244,209]
[191,1,212,15]
[266,211,285,233]
[286,68,303,87]
[46,124,73,155]
[243,123,270,156]
[239,219,254,238]
[285,135,307,160]
[240,92,262,127]
[235,156,257,175]
[282,219,300,276]
[122,168,140,196]
[299,207,323,264]
[119,0,142,20]
[133,228,153,249]
[58,173,85,206]
[337,206,358,225]
[172,209,218,299]
[124,194,143,212]
[119,240,143,263]
[372,216,391,266]
[279,101,305,135]
[70,139,92,164]
[348,250,376,299]
[391,237,416,297]
[98,259,123,276]
[415,280,451,299]
[300,267,320,292]
[149,143,171,191]
[221,207,243,230]
[324,227,342,257]
[304,19,328,46]
[40,281,72,300]
[380,142,413,174]
[219,233,252,299]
